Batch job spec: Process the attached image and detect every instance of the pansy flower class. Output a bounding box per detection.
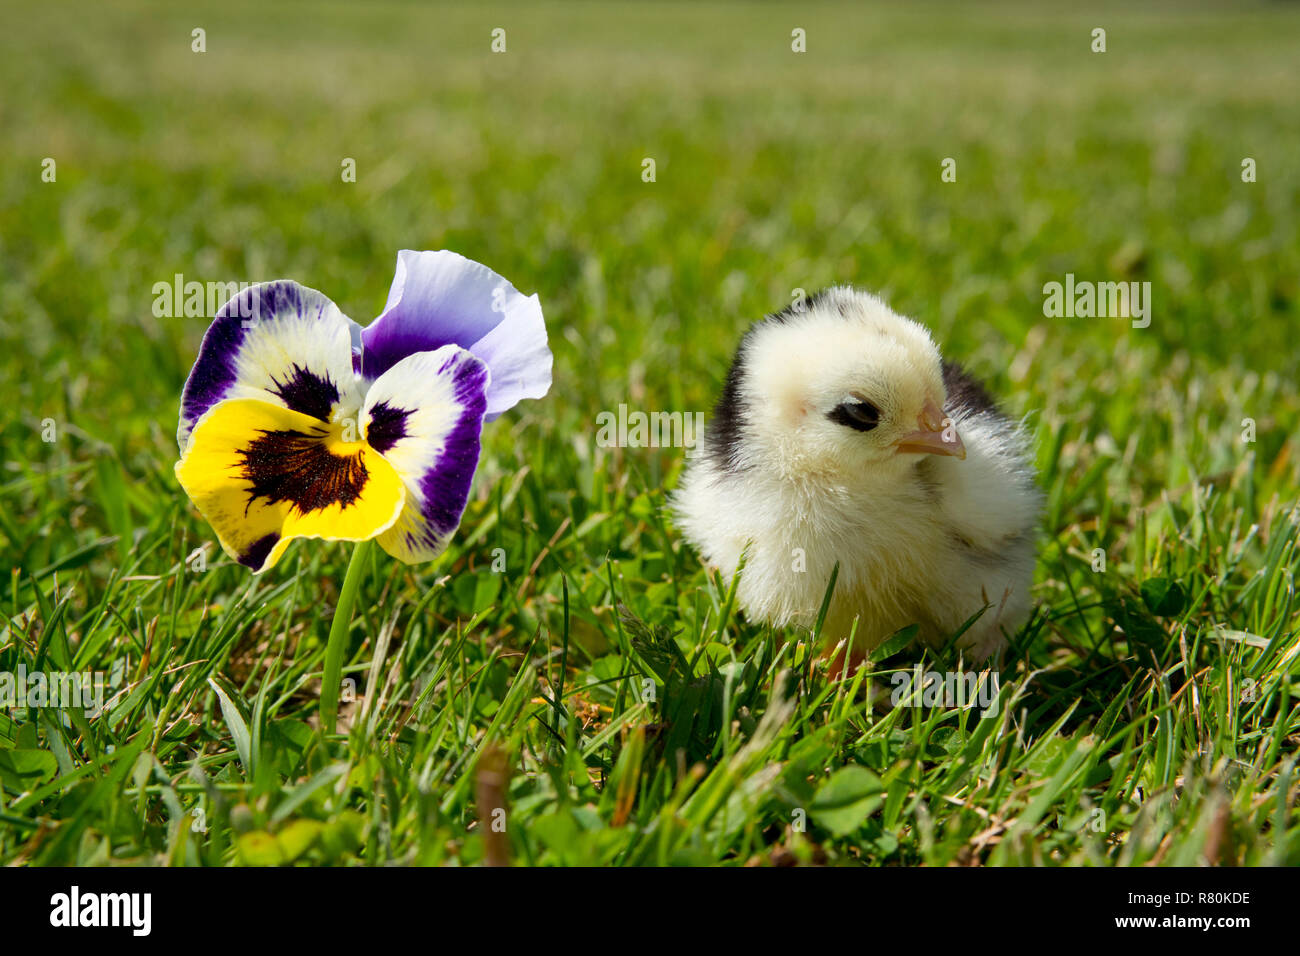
[175,250,551,573]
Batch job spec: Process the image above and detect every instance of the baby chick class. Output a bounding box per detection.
[674,286,1041,662]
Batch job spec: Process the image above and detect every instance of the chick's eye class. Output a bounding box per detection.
[828,398,880,433]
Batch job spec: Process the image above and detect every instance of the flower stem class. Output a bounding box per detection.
[320,538,373,735]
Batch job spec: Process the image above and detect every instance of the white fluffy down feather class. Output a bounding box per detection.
[673,287,1042,662]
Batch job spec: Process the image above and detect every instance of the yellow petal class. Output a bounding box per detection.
[175,398,405,572]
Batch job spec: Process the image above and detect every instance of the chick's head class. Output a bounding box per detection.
[729,287,965,482]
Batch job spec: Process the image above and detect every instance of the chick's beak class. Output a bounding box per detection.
[894,399,966,459]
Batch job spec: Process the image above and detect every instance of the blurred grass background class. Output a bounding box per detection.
[0,1,1297,866]
[4,0,1298,452]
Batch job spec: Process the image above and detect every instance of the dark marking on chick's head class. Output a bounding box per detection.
[941,360,1000,419]
[707,288,852,474]
[705,332,753,475]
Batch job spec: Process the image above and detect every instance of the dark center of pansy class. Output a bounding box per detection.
[237,426,369,514]
[270,364,340,423]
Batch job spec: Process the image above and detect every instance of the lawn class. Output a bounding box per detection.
[1,0,1297,866]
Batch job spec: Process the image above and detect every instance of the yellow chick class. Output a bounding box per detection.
[674,287,1042,663]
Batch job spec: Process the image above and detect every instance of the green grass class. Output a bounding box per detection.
[1,0,1298,866]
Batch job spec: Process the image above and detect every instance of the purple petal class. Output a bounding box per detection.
[468,291,552,420]
[360,250,551,417]
[360,345,489,563]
